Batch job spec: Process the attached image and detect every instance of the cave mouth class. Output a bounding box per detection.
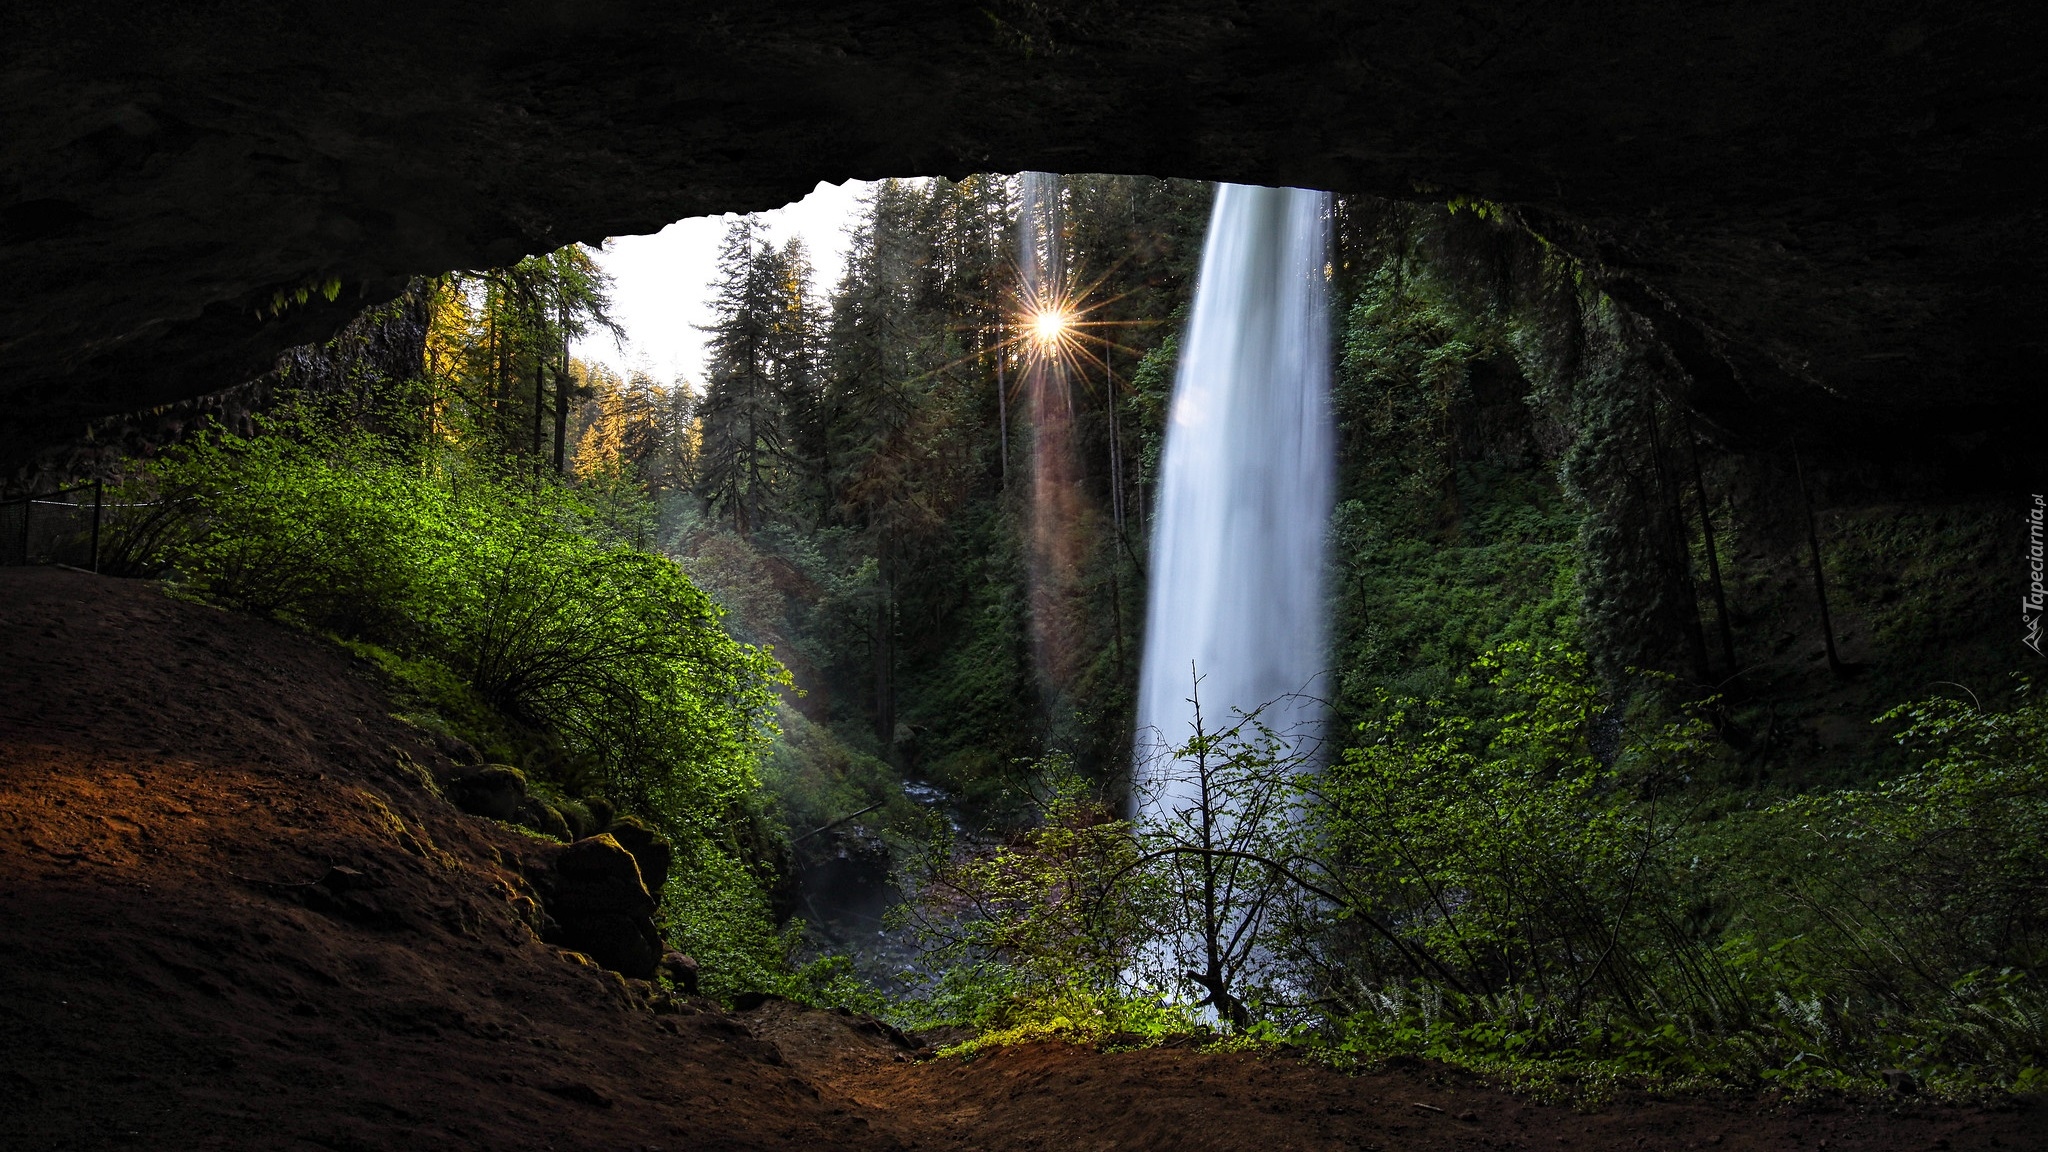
[8,166,2038,1096]
[6,0,2046,1109]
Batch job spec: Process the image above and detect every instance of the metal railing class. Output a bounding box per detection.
[0,482,105,570]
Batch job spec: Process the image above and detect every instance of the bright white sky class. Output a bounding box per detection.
[571,179,876,391]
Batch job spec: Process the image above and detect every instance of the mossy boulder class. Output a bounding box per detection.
[529,834,662,979]
[603,816,673,906]
[513,797,573,841]
[552,798,601,840]
[443,763,525,821]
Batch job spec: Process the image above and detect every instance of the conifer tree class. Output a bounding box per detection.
[696,221,800,534]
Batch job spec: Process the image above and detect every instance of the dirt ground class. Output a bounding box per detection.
[1,566,2038,1151]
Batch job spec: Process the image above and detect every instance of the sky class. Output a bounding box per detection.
[570,179,875,391]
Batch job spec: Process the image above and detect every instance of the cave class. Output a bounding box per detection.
[4,3,2045,1149]
[6,1,2043,484]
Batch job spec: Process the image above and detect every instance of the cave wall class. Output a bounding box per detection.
[3,0,2044,481]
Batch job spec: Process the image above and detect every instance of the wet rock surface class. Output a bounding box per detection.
[3,1,2044,477]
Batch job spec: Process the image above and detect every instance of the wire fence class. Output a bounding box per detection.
[0,483,105,569]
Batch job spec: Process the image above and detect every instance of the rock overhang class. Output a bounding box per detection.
[1,0,2042,479]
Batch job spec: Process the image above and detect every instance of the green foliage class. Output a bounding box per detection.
[760,702,907,835]
[1329,257,1582,735]
[1721,684,2048,1084]
[1293,649,2048,1093]
[898,763,1185,1035]
[1778,684,2048,979]
[126,395,831,1005]
[145,423,786,830]
[1338,266,1486,524]
[424,246,620,468]
[1134,688,1319,1030]
[1297,196,2048,1094]
[1313,644,1723,1043]
[656,840,804,1001]
[695,221,823,533]
[660,174,1208,783]
[896,502,1040,806]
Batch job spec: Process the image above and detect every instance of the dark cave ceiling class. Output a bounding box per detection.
[2,1,2043,474]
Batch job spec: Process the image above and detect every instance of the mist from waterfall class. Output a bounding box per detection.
[1134,183,1334,815]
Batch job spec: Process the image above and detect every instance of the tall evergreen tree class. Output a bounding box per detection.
[696,221,806,534]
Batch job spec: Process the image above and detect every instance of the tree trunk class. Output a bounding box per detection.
[997,345,1009,490]
[1108,350,1124,534]
[553,304,570,474]
[530,349,547,473]
[874,541,896,752]
[1793,442,1844,675]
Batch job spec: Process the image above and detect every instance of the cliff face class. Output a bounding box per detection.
[2,1,2043,477]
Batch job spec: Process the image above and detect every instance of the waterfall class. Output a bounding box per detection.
[1134,183,1334,814]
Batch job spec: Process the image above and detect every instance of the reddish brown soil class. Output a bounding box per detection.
[2,566,2038,1152]
[749,1000,2040,1152]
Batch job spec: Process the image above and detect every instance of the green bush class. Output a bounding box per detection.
[143,422,785,831]
[897,764,1183,1035]
[1297,649,2048,1092]
[1311,643,1726,1050]
[1726,683,2048,1084]
[123,416,808,999]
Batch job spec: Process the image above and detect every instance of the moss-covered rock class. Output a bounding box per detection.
[442,763,526,822]
[529,834,662,980]
[604,815,674,906]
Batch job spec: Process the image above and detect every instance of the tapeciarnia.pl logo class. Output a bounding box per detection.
[2026,494,2045,656]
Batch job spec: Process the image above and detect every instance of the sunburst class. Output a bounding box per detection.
[998,256,1156,404]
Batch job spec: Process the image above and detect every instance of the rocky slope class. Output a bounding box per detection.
[0,567,885,1151]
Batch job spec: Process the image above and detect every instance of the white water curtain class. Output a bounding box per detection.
[1134,182,1334,816]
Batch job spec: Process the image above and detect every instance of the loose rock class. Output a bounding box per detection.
[660,951,700,996]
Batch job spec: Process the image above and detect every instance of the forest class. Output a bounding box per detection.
[71,173,2046,1097]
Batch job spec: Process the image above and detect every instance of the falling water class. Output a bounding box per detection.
[1134,183,1334,812]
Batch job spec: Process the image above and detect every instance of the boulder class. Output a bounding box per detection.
[659,951,699,996]
[530,834,661,979]
[513,798,573,842]
[553,798,601,840]
[443,764,525,822]
[604,816,673,904]
[432,731,482,766]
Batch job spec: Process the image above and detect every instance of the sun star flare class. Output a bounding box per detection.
[1031,308,1071,346]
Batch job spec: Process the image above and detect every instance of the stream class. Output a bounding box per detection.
[793,778,969,996]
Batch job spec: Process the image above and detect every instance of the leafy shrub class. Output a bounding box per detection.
[1309,643,1726,1052]
[1729,684,2048,1084]
[657,841,799,999]
[116,415,808,1001]
[898,764,1178,1034]
[1302,652,2048,1092]
[139,422,785,831]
